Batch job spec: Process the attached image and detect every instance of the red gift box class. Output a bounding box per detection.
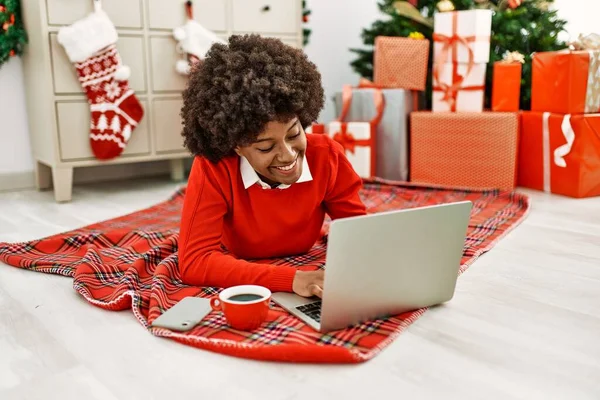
[374,36,430,91]
[492,61,522,112]
[531,50,600,114]
[410,112,520,190]
[306,123,326,134]
[518,112,600,198]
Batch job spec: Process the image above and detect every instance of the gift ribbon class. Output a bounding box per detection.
[359,77,421,111]
[542,112,551,193]
[335,84,385,176]
[584,50,600,113]
[555,114,575,168]
[542,112,576,192]
[337,84,385,126]
[332,124,372,154]
[357,77,385,89]
[432,12,487,111]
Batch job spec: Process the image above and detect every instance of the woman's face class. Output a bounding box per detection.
[236,117,307,186]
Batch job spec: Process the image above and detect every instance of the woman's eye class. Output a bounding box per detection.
[289,132,301,140]
[257,147,273,153]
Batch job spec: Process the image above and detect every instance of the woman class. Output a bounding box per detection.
[178,34,366,298]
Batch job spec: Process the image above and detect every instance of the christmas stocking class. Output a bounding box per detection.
[173,1,225,75]
[57,8,144,160]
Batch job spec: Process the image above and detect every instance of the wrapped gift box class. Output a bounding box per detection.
[333,88,413,181]
[328,121,375,179]
[433,9,492,64]
[531,50,600,114]
[432,63,486,112]
[327,86,384,179]
[492,61,522,112]
[305,123,325,134]
[518,112,600,198]
[374,36,430,91]
[410,112,519,190]
[431,9,491,112]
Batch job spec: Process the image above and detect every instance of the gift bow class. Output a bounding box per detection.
[357,77,385,89]
[332,124,372,154]
[502,50,525,64]
[569,33,600,51]
[432,12,487,111]
[542,112,576,192]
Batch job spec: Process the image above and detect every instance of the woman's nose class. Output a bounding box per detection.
[278,143,297,162]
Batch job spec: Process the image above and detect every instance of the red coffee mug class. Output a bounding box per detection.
[210,285,271,331]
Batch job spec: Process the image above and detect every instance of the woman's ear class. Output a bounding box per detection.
[234,147,242,157]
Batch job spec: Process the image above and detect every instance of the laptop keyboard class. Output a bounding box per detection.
[296,301,322,322]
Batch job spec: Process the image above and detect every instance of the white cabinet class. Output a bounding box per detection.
[232,0,299,34]
[46,0,143,28]
[147,0,227,32]
[21,0,303,202]
[56,100,151,160]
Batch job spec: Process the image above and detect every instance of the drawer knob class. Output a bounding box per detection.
[261,5,271,12]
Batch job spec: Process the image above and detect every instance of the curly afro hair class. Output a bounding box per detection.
[180,34,325,163]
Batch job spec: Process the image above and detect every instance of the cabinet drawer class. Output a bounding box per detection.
[266,35,301,48]
[46,0,142,29]
[50,34,147,94]
[152,98,186,153]
[147,0,227,32]
[149,37,189,92]
[232,0,299,34]
[56,100,150,161]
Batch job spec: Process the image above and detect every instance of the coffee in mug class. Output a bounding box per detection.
[227,293,264,302]
[210,285,271,331]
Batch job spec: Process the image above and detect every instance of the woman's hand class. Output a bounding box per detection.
[292,270,324,298]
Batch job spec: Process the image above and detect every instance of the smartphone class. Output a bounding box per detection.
[151,296,213,332]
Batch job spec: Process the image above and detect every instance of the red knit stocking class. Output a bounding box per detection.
[57,9,144,160]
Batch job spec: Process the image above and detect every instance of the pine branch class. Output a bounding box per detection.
[0,0,28,68]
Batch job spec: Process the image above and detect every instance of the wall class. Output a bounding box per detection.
[303,0,381,123]
[0,0,594,189]
[0,57,32,174]
[553,0,598,42]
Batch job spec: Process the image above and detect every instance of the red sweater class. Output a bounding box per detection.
[178,134,366,292]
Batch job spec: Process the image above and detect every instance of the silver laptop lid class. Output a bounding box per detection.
[319,201,472,332]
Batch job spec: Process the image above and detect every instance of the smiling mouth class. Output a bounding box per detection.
[272,158,298,172]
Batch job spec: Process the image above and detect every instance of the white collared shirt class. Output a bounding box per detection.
[240,155,313,189]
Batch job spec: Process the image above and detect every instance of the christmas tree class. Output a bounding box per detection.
[0,0,27,68]
[350,0,568,110]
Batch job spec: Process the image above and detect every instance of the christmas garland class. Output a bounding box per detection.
[302,0,311,46]
[0,0,27,68]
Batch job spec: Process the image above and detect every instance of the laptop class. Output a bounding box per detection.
[271,201,472,332]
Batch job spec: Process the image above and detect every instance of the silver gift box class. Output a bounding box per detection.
[333,88,413,182]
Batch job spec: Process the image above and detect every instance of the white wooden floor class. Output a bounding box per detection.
[1,178,599,400]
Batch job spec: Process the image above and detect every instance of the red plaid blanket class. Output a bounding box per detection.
[0,181,529,363]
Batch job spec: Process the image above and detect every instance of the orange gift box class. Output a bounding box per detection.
[531,50,600,114]
[374,36,430,91]
[410,112,519,190]
[518,112,600,198]
[492,61,522,112]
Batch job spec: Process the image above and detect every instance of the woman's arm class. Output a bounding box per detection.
[178,158,297,291]
[323,140,367,220]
